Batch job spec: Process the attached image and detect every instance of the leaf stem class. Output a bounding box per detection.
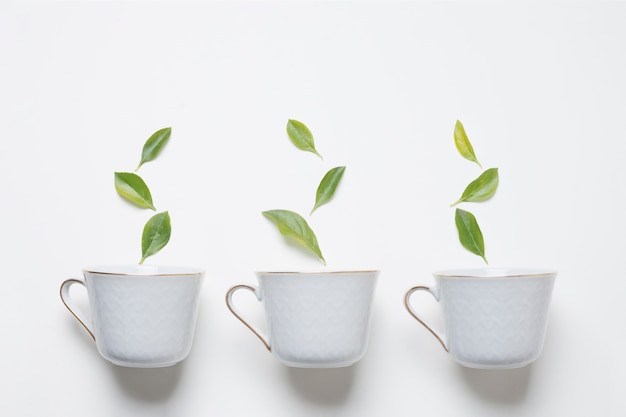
[450,198,463,207]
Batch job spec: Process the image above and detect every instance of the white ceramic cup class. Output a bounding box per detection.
[60,265,204,368]
[226,270,379,368]
[404,268,557,369]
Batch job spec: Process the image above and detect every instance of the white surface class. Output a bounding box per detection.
[1,2,625,416]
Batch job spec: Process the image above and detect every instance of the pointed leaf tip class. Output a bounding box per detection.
[454,120,482,168]
[140,211,171,264]
[137,127,172,170]
[286,119,323,159]
[262,209,325,264]
[311,166,346,215]
[114,172,156,210]
[451,168,499,206]
[454,208,487,264]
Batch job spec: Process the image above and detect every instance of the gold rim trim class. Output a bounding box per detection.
[433,270,556,279]
[256,270,379,275]
[83,268,204,277]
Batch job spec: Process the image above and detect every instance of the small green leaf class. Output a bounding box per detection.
[140,211,171,264]
[454,120,482,168]
[286,119,322,159]
[451,168,499,206]
[137,127,172,171]
[455,208,487,264]
[262,209,325,264]
[114,172,156,210]
[311,166,346,215]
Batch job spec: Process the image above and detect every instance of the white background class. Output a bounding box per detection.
[1,2,625,416]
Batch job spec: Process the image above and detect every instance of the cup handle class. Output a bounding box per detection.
[225,284,271,352]
[404,285,448,352]
[59,279,95,341]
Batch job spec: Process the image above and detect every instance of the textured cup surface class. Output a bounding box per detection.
[63,265,204,368]
[227,270,378,368]
[407,268,556,369]
[260,271,378,367]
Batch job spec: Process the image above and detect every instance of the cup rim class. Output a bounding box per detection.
[256,270,379,275]
[433,267,557,279]
[83,265,205,277]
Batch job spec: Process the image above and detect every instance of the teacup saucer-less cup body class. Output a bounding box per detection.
[226,270,379,368]
[60,265,204,368]
[405,268,556,369]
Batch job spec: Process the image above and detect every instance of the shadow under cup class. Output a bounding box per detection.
[405,268,557,369]
[60,265,204,368]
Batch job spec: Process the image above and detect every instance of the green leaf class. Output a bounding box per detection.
[455,208,488,264]
[286,119,322,159]
[262,209,326,264]
[451,168,499,206]
[136,127,172,171]
[114,172,156,210]
[311,166,346,215]
[454,120,482,168]
[140,211,171,264]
